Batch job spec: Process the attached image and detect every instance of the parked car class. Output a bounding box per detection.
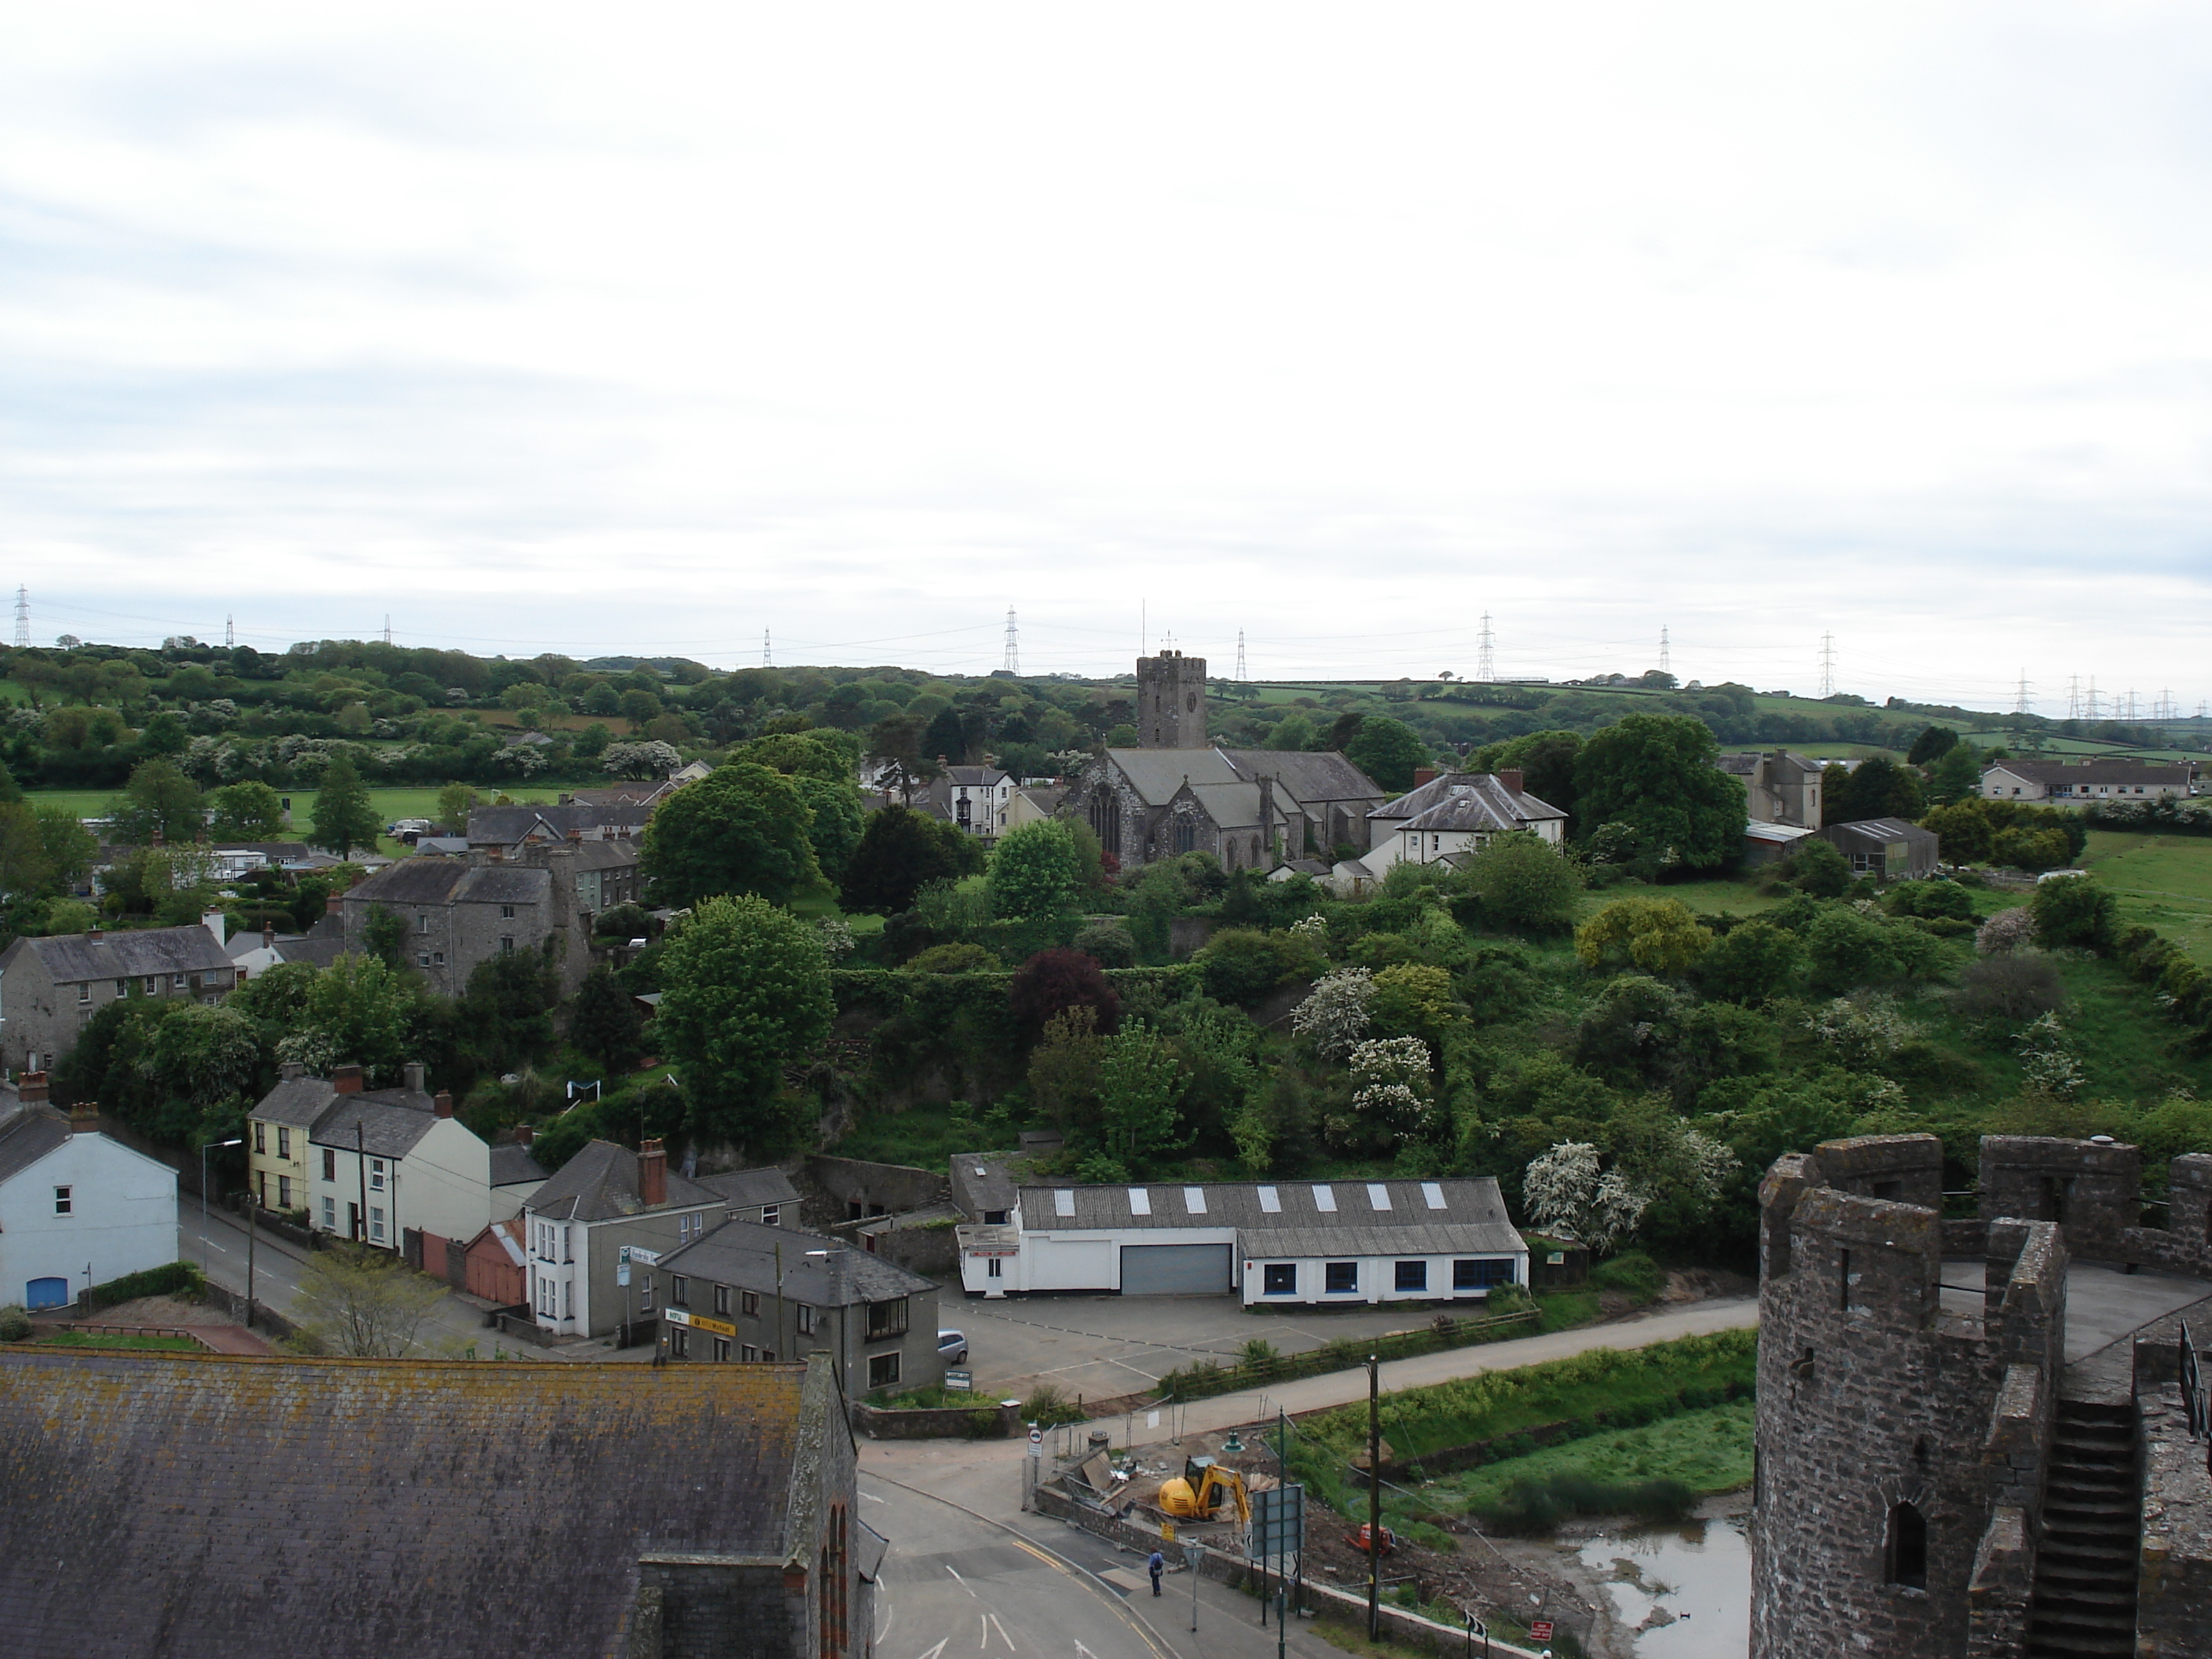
[937,1329,969,1364]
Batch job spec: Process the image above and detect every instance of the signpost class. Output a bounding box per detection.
[1250,1482,1304,1659]
[1529,1620,1555,1644]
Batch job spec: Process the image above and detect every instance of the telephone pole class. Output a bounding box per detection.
[1002,607,1019,676]
[1818,633,1837,699]
[1475,613,1494,682]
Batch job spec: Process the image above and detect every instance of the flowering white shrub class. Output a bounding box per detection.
[1348,1036,1434,1130]
[1976,906,2036,957]
[1287,914,1331,950]
[604,740,683,779]
[1804,995,1910,1070]
[1291,967,1373,1060]
[817,918,856,961]
[2016,1011,2084,1098]
[1523,1143,1650,1255]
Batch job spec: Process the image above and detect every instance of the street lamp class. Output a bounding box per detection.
[200,1137,244,1273]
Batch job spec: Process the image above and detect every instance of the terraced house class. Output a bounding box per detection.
[0,913,237,1074]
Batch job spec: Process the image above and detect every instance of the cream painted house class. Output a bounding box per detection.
[1364,769,1569,870]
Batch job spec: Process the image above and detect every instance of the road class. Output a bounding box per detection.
[178,1202,502,1357]
[866,1473,1171,1659]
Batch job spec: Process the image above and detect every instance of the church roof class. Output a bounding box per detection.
[1221,749,1386,803]
[1102,748,1243,806]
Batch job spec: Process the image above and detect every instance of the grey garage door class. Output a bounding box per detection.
[1119,1243,1232,1296]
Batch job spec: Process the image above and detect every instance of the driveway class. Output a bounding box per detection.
[951,1291,1515,1401]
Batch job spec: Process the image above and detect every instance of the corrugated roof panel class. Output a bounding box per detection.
[1422,1182,1448,1210]
[1128,1187,1152,1216]
[1312,1184,1337,1212]
[1183,1187,1206,1214]
[1054,1188,1076,1217]
[1257,1185,1281,1214]
[1366,1183,1391,1210]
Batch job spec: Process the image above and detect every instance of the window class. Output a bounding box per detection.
[418,914,430,933]
[256,1170,269,1207]
[987,1257,1003,1279]
[671,1276,688,1308]
[714,1284,731,1317]
[713,1337,731,1362]
[322,1197,335,1230]
[868,1352,902,1389]
[1885,1503,1928,1591]
[53,1185,72,1216]
[1262,1263,1297,1296]
[322,1148,336,1181]
[1394,1260,1428,1293]
[866,1298,910,1340]
[254,1122,267,1154]
[669,1327,690,1359]
[741,1289,761,1318]
[417,954,431,968]
[1421,1182,1448,1210]
[432,952,444,966]
[1053,1189,1076,1218]
[761,1205,781,1227]
[1312,1184,1338,1212]
[369,1159,386,1192]
[1366,1183,1392,1211]
[144,976,157,994]
[1872,1180,1901,1201]
[742,1344,759,1361]
[795,1303,818,1335]
[500,905,516,919]
[369,1207,386,1243]
[1256,1185,1281,1214]
[1182,1187,1207,1214]
[1127,1187,1152,1216]
[500,936,515,955]
[276,1126,291,1159]
[278,1175,292,1209]
[172,974,186,991]
[640,1275,655,1311]
[1453,1258,1513,1291]
[1325,1262,1358,1294]
[77,983,91,1005]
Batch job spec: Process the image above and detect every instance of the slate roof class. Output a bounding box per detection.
[1986,760,2197,786]
[9,924,233,986]
[0,1349,829,1659]
[468,804,651,845]
[950,1153,1020,1218]
[698,1166,802,1210]
[525,1138,719,1221]
[490,1144,551,1188]
[412,837,471,855]
[251,1075,342,1130]
[563,783,672,808]
[1018,1176,1522,1256]
[1102,747,1243,805]
[0,1102,70,1185]
[1221,749,1386,803]
[661,1217,937,1305]
[1371,773,1567,831]
[309,1092,444,1159]
[569,837,641,873]
[346,859,553,909]
[1185,780,1265,828]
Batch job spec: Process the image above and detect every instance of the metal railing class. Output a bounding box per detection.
[2184,1321,2210,1478]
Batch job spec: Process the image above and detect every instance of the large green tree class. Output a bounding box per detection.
[1825,756,1925,824]
[639,760,821,908]
[310,756,380,857]
[1467,729,1584,822]
[837,805,966,914]
[1572,712,1745,872]
[794,776,866,885]
[1455,830,1587,933]
[654,893,834,1153]
[569,965,646,1075]
[455,946,563,1077]
[1096,1021,1184,1171]
[987,819,1086,917]
[1342,716,1430,795]
[284,954,425,1084]
[208,781,287,841]
[107,759,205,847]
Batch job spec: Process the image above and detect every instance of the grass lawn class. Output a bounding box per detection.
[1418,1401,1754,1518]
[34,1331,202,1351]
[2078,831,2212,967]
[24,783,601,859]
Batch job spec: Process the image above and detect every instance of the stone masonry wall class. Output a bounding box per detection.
[1979,1135,2141,1259]
[2137,1385,2212,1658]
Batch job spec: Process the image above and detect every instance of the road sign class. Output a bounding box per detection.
[1529,1621,1554,1641]
[1027,1427,1043,1457]
[945,1368,972,1390]
[1251,1483,1305,1558]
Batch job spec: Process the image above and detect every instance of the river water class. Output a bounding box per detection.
[1573,1509,1750,1657]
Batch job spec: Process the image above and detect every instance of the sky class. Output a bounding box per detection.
[2,3,2208,712]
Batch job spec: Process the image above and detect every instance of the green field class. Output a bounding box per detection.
[1423,1401,1754,1518]
[2079,831,2212,967]
[33,1331,202,1352]
[24,785,573,859]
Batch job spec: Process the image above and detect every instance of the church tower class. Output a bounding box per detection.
[1137,652,1208,749]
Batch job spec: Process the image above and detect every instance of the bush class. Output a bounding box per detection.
[1695,920,1807,1005]
[1009,948,1121,1036]
[1952,952,2069,1023]
[1023,1382,1087,1427]
[1589,1251,1664,1305]
[1453,832,1585,934]
[1888,880,1973,921]
[1196,928,1323,1007]
[1071,922,1136,969]
[1789,839,1851,898]
[966,1409,1005,1439]
[905,942,999,974]
[0,1305,30,1342]
[2031,873,2117,952]
[80,1260,204,1311]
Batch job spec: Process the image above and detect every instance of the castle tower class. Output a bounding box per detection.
[1136,651,1207,749]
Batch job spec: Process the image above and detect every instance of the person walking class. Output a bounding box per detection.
[1148,1550,1165,1597]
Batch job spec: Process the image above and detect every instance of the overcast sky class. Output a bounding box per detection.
[2,4,2207,711]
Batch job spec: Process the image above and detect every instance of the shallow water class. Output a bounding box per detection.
[1573,1511,1750,1657]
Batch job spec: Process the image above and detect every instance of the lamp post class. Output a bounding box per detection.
[1187,1541,1206,1632]
[200,1137,243,1273]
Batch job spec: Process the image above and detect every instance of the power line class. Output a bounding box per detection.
[382,614,393,646]
[2086,678,2102,720]
[1476,613,1494,682]
[2066,675,2082,720]
[1818,633,1837,699]
[1002,606,1020,676]
[2155,688,2177,723]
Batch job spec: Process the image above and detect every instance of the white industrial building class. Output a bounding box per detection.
[954,1175,1527,1306]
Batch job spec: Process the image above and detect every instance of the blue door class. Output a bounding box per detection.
[25,1277,68,1311]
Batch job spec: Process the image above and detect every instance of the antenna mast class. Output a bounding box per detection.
[1002,607,1020,676]
[11,587,27,651]
[1476,613,1494,682]
[1818,633,1837,699]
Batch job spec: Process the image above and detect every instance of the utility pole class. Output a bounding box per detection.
[1658,625,1670,678]
[2014,673,2031,716]
[1818,633,1837,699]
[225,613,236,648]
[1236,630,1247,682]
[383,614,392,646]
[1475,613,1494,683]
[1003,607,1019,676]
[2086,679,2102,720]
[11,586,27,650]
[763,629,772,668]
[2066,676,2082,720]
[1368,1354,1382,1639]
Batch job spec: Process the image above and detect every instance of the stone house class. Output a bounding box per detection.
[0,1346,870,1659]
[1060,746,1384,873]
[342,844,589,998]
[519,1139,797,1340]
[465,802,651,854]
[0,1079,177,1311]
[1717,748,1825,827]
[1363,769,1569,870]
[1980,758,2199,804]
[0,914,239,1075]
[924,764,1013,840]
[567,836,641,914]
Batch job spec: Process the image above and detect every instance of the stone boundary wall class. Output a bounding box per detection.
[851,1400,1021,1440]
[804,1155,949,1220]
[2137,1385,2212,1654]
[198,1280,300,1342]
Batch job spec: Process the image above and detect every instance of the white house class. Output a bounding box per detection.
[0,1089,178,1311]
[1363,770,1569,871]
[1981,760,2199,804]
[955,1176,1526,1307]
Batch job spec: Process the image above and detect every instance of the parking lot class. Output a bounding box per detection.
[950,1291,1483,1401]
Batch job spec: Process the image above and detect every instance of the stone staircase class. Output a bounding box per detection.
[2026,1399,2138,1657]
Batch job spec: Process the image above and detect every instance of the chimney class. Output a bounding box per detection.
[333,1064,364,1095]
[1412,767,1438,788]
[488,844,504,862]
[1498,768,1525,794]
[279,1060,306,1082]
[87,926,103,942]
[515,1122,536,1149]
[433,1090,453,1119]
[19,1071,49,1104]
[262,923,276,949]
[638,1137,668,1207]
[203,908,228,944]
[69,1099,98,1131]
[325,892,342,917]
[404,1060,426,1094]
[567,828,583,843]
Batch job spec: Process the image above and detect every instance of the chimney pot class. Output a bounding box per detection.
[1412,767,1438,788]
[332,1064,364,1095]
[515,1123,536,1148]
[19,1071,49,1104]
[325,893,342,916]
[567,828,582,842]
[433,1090,453,1119]
[278,1061,306,1082]
[404,1060,426,1094]
[86,926,103,942]
[69,1099,97,1130]
[1498,768,1525,794]
[262,923,276,948]
[638,1137,668,1207]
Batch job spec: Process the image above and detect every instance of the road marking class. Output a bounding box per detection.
[909,1639,949,1659]
[983,1613,1016,1653]
[861,1492,886,1503]
[944,1566,978,1601]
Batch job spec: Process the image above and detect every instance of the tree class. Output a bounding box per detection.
[437,782,479,831]
[361,904,408,970]
[1027,1006,1104,1130]
[794,777,866,885]
[1289,966,1374,1060]
[107,759,205,846]
[1522,1143,1648,1254]
[654,893,834,1153]
[1789,838,1852,897]
[602,740,683,779]
[1467,730,1584,823]
[837,805,965,915]
[1096,1022,1183,1170]
[280,954,423,1084]
[987,819,1086,918]
[1009,948,1121,1037]
[735,732,854,784]
[311,756,380,858]
[1825,756,1924,823]
[1925,743,1982,805]
[1906,725,1960,766]
[1455,831,1585,933]
[1572,713,1744,872]
[1696,921,1807,1005]
[1195,928,1323,1007]
[1574,896,1714,976]
[208,781,287,841]
[35,806,97,890]
[2031,873,2117,952]
[618,688,664,732]
[639,761,821,909]
[1342,716,1429,794]
[293,1243,449,1356]
[569,965,646,1075]
[456,946,562,1076]
[921,707,967,766]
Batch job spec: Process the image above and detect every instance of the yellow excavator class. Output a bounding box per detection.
[1156,1456,1251,1525]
